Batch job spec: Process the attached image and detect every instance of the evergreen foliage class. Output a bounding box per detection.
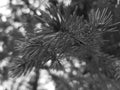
[0,0,120,90]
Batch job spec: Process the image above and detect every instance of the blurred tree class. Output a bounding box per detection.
[0,0,120,90]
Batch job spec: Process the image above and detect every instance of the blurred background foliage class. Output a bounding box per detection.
[0,0,120,90]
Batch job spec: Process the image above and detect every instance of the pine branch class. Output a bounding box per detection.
[9,2,119,79]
